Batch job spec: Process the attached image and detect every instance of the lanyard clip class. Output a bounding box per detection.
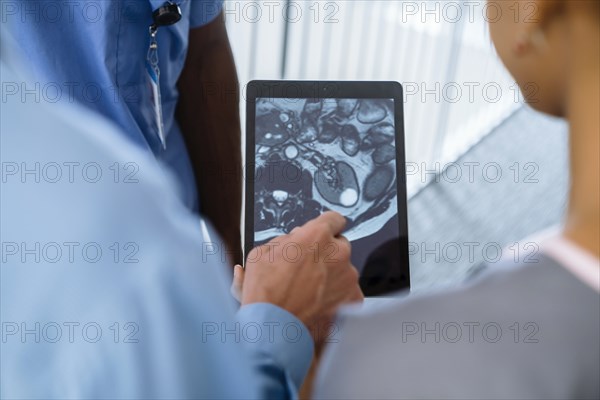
[148,2,181,50]
[152,2,182,29]
[147,25,159,66]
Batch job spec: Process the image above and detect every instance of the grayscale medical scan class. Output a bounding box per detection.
[253,97,400,273]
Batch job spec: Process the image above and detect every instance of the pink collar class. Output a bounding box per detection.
[541,234,600,292]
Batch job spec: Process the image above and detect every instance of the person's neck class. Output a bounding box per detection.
[563,16,600,259]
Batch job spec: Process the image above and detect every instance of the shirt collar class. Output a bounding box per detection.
[541,233,600,293]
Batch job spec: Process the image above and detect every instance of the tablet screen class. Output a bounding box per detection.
[252,97,402,280]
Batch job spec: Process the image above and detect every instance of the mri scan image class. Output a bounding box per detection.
[253,97,399,248]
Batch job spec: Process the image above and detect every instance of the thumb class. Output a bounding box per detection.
[231,264,245,302]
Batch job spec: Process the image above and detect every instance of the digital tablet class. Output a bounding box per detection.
[245,81,410,295]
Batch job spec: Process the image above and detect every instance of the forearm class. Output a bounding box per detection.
[177,14,242,264]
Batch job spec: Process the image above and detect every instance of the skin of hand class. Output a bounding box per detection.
[233,211,364,337]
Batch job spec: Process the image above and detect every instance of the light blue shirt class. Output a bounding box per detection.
[0,57,313,399]
[4,0,223,211]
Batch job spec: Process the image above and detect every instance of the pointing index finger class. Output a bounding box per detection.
[314,211,347,236]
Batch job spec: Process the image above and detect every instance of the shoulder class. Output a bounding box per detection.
[2,66,240,397]
[315,256,600,399]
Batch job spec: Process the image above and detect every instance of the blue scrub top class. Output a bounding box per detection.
[1,54,313,398]
[5,0,223,211]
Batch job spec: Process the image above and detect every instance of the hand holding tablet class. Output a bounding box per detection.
[245,81,410,296]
